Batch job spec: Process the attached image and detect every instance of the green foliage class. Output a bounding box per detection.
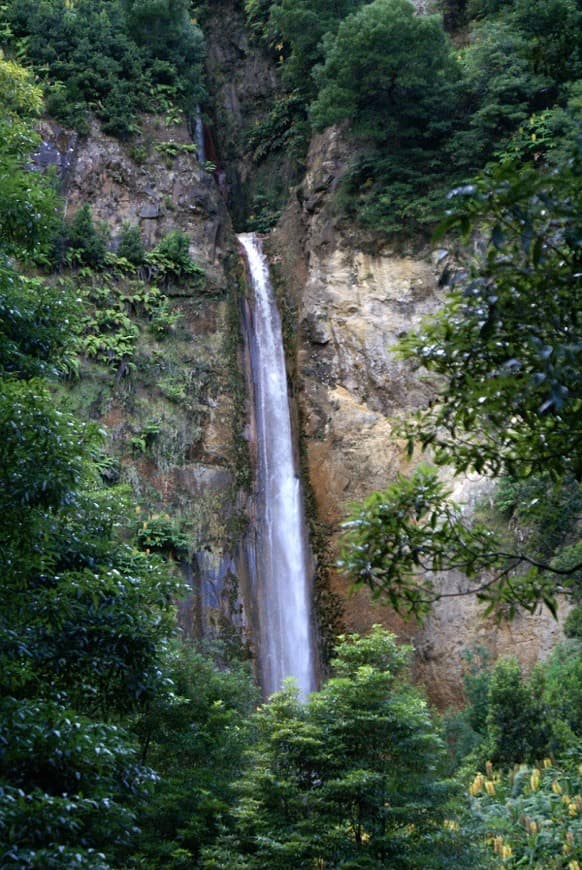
[509,0,581,85]
[65,205,110,269]
[339,466,502,617]
[245,90,310,164]
[309,0,460,233]
[67,269,180,374]
[311,0,455,140]
[565,606,582,639]
[246,192,282,234]
[340,463,578,616]
[458,641,581,768]
[0,51,60,259]
[339,159,580,618]
[130,645,259,867]
[485,658,552,765]
[146,230,205,286]
[3,0,205,139]
[439,0,469,30]
[0,48,43,116]
[466,757,582,867]
[247,0,365,96]
[0,379,88,518]
[452,0,582,173]
[77,281,140,371]
[542,640,582,741]
[0,699,150,868]
[399,158,581,483]
[0,272,80,378]
[243,0,581,236]
[129,419,161,455]
[243,0,365,167]
[451,19,546,171]
[0,57,184,863]
[6,0,143,137]
[205,627,479,868]
[154,139,198,167]
[123,280,180,335]
[117,222,145,266]
[0,332,178,865]
[244,0,581,236]
[136,513,190,559]
[0,311,179,863]
[462,646,494,736]
[466,0,512,17]
[493,474,582,565]
[335,150,455,237]
[123,0,206,115]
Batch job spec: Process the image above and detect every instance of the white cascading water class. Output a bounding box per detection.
[194,106,205,163]
[238,232,315,698]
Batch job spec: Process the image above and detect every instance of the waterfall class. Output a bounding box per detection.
[238,232,315,698]
[194,106,205,164]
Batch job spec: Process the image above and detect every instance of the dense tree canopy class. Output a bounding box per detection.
[244,0,581,233]
[0,55,179,866]
[2,0,205,137]
[311,0,455,141]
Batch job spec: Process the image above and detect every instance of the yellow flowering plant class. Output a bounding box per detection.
[467,754,582,867]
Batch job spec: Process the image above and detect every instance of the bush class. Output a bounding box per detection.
[146,231,204,285]
[467,757,582,867]
[66,205,109,269]
[117,222,145,266]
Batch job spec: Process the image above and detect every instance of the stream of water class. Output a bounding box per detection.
[194,105,205,163]
[238,232,315,698]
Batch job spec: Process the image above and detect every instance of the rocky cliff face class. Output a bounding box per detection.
[270,129,565,707]
[49,115,232,289]
[38,115,254,649]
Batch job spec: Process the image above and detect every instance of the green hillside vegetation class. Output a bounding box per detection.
[1,0,205,137]
[0,0,580,865]
[246,0,581,233]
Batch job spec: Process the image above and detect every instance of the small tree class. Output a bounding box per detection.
[206,627,479,868]
[66,204,109,269]
[146,230,204,285]
[117,222,145,266]
[484,658,551,765]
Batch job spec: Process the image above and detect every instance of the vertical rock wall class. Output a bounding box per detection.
[39,116,254,650]
[269,129,566,708]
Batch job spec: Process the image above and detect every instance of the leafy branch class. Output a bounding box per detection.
[340,467,582,620]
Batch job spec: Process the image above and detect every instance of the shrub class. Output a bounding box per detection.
[146,231,204,285]
[66,205,109,269]
[117,222,145,266]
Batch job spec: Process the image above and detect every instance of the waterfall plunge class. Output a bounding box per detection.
[239,232,315,698]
